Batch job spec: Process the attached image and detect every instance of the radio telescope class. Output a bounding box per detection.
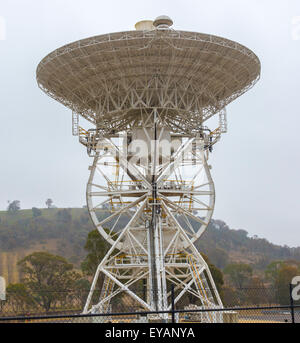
[37,15,260,322]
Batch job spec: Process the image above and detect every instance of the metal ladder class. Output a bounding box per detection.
[99,275,114,313]
[187,255,217,322]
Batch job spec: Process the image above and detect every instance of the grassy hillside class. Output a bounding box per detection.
[0,208,300,284]
[0,208,91,283]
[0,208,86,224]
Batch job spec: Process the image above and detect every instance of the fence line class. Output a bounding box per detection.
[0,283,299,323]
[0,304,300,323]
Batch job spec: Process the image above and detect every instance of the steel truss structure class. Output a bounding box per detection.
[36,19,260,135]
[82,125,223,321]
[36,15,260,323]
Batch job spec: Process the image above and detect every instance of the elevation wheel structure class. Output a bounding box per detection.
[36,15,260,322]
[86,131,215,248]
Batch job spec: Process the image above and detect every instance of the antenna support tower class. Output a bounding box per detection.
[37,15,260,322]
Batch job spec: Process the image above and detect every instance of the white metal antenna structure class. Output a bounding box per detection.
[36,15,260,322]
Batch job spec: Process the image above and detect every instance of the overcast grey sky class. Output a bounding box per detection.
[0,0,300,246]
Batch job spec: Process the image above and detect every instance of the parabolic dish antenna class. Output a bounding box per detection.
[37,15,260,321]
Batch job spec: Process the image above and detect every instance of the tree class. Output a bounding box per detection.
[32,207,42,218]
[255,256,272,271]
[7,200,21,214]
[45,199,53,209]
[6,283,34,314]
[178,253,224,307]
[265,261,284,285]
[224,263,253,289]
[222,285,236,307]
[245,277,267,305]
[81,229,111,302]
[275,265,299,305]
[201,253,224,293]
[207,247,229,269]
[73,278,91,308]
[265,260,300,305]
[81,230,110,276]
[80,230,131,308]
[18,252,81,313]
[56,209,72,223]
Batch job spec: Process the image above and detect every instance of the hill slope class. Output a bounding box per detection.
[0,208,299,284]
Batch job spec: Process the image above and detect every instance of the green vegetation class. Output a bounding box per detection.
[7,200,20,214]
[0,208,92,259]
[224,263,253,288]
[201,253,224,293]
[196,219,300,270]
[5,252,89,314]
[1,208,300,286]
[45,199,54,209]
[1,208,300,313]
[1,209,299,268]
[265,260,300,305]
[81,229,110,277]
[17,252,82,312]
[32,208,42,218]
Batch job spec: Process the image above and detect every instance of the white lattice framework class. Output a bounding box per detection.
[36,17,260,322]
[37,26,260,134]
[82,130,224,319]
